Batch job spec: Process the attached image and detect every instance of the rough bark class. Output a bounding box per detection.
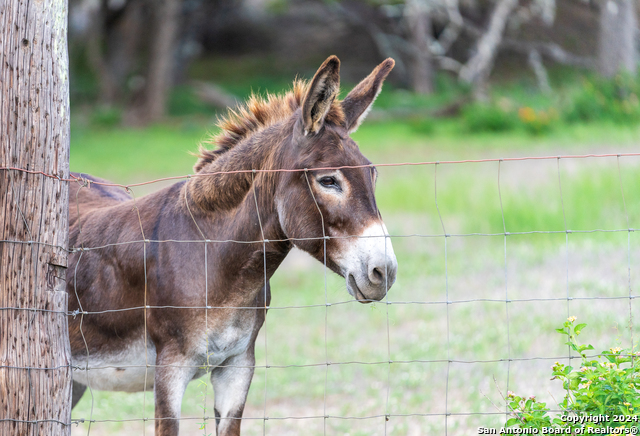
[406,0,435,94]
[598,0,637,77]
[133,0,180,124]
[459,0,519,91]
[0,0,72,435]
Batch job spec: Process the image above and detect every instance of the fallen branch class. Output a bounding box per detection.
[463,20,595,68]
[459,0,520,85]
[504,38,595,68]
[528,49,551,93]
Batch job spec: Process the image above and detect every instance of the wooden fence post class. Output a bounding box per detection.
[0,0,73,435]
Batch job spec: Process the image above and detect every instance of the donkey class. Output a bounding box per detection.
[67,56,398,436]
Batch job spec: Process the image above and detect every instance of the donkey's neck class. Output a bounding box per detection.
[182,123,293,271]
[178,182,291,297]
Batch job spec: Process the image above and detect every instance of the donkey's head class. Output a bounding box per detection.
[276,56,398,303]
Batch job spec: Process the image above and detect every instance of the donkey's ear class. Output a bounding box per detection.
[342,58,395,133]
[301,55,341,136]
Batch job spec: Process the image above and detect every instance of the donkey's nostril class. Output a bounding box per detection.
[370,266,384,284]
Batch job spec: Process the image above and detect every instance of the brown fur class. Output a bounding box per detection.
[67,56,394,436]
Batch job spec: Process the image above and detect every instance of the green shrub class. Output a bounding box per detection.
[90,106,122,127]
[565,74,640,124]
[168,85,217,116]
[504,317,640,433]
[462,103,519,133]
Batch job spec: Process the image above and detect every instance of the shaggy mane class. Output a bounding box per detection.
[194,79,345,172]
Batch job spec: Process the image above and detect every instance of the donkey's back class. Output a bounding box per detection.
[69,173,132,228]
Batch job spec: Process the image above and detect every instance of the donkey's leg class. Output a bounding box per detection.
[211,347,256,436]
[154,346,198,436]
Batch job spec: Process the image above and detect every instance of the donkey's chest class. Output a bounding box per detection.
[199,321,255,368]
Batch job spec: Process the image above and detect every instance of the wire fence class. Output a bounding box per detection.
[2,151,639,435]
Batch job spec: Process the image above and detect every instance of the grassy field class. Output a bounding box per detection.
[69,114,640,435]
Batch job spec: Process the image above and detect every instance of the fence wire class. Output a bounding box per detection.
[1,151,638,435]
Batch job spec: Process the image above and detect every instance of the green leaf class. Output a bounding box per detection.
[506,418,520,427]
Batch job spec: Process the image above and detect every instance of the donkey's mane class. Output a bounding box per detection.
[194,79,345,172]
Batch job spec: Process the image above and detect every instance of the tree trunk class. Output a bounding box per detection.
[86,4,119,106]
[108,0,143,93]
[0,0,73,435]
[84,0,143,107]
[459,0,519,95]
[132,0,180,124]
[406,0,435,94]
[598,0,637,77]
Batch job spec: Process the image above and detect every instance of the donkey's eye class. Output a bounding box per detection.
[318,176,338,188]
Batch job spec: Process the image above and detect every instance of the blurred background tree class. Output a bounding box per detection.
[67,0,639,125]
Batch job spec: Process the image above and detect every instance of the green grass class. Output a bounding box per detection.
[353,118,640,154]
[70,121,209,183]
[71,116,640,177]
[374,158,640,237]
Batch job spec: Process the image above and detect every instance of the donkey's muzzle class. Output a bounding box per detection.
[344,222,398,303]
[347,256,397,303]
